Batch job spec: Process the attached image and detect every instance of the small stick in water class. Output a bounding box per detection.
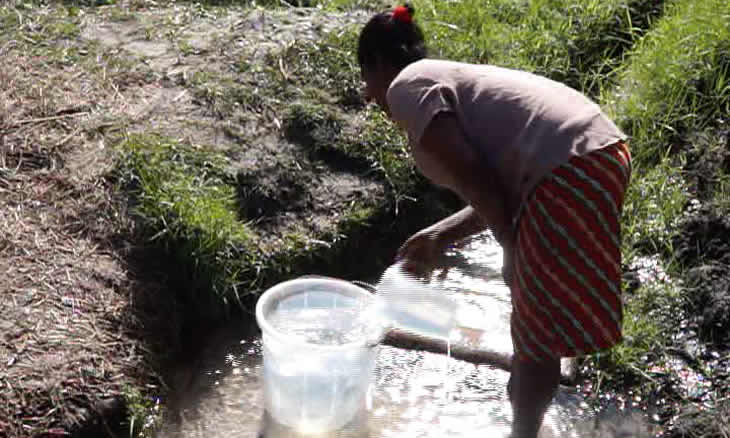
[382,329,578,386]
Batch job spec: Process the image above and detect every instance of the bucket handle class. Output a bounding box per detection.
[295,275,377,294]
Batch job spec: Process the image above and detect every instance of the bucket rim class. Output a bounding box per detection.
[255,277,377,352]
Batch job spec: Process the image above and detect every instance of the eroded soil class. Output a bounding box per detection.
[82,5,385,240]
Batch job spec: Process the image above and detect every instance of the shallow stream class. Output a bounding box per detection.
[159,232,653,438]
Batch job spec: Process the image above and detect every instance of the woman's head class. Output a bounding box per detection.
[358,4,427,110]
[357,4,427,72]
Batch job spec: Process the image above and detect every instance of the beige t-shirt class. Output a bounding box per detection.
[386,59,627,221]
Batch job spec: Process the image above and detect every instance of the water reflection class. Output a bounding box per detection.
[160,231,651,438]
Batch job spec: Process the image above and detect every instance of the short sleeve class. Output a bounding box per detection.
[386,77,454,146]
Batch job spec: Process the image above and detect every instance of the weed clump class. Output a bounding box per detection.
[283,101,344,149]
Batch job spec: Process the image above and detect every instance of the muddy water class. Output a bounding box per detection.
[159,232,645,438]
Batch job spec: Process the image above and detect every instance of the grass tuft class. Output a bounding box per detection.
[621,152,690,259]
[115,134,260,316]
[283,101,344,149]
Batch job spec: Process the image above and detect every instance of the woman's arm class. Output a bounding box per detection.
[427,205,488,248]
[417,111,512,244]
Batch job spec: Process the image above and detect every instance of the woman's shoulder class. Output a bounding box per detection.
[393,60,541,95]
[396,59,491,81]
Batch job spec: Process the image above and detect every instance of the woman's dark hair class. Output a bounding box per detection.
[357,4,427,73]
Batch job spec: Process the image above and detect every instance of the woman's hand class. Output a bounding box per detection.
[396,226,448,278]
[395,206,493,278]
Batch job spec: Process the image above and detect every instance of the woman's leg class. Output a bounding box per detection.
[509,356,561,438]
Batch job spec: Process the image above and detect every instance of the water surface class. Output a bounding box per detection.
[160,232,640,437]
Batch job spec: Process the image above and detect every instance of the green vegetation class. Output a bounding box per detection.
[394,0,664,96]
[604,0,730,164]
[0,2,86,66]
[621,153,690,258]
[116,135,259,314]
[276,37,418,192]
[115,129,450,319]
[122,384,161,438]
[597,0,729,372]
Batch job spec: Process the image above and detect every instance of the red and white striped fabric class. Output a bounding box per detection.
[509,141,632,362]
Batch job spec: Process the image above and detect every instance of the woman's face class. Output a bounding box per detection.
[361,62,392,115]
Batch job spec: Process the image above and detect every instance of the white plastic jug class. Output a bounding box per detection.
[371,261,459,340]
[255,278,378,434]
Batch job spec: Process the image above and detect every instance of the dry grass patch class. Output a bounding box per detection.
[0,173,147,437]
[0,31,167,438]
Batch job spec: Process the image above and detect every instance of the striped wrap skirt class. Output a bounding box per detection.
[508,141,632,362]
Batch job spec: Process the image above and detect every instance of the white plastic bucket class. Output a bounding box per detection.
[255,278,378,434]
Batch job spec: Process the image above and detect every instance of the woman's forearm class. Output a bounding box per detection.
[431,206,489,248]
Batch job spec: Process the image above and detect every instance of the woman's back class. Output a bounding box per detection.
[386,58,626,212]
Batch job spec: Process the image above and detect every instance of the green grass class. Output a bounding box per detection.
[277,32,364,108]
[1,2,84,63]
[114,130,443,318]
[282,101,347,150]
[587,0,730,388]
[121,384,161,438]
[609,279,683,369]
[105,7,441,319]
[116,134,262,315]
[603,0,730,165]
[188,27,424,198]
[386,0,664,96]
[621,152,690,259]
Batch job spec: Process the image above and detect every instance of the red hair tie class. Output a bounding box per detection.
[392,5,412,24]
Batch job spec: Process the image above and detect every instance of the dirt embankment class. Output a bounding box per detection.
[0,49,156,437]
[0,3,396,436]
